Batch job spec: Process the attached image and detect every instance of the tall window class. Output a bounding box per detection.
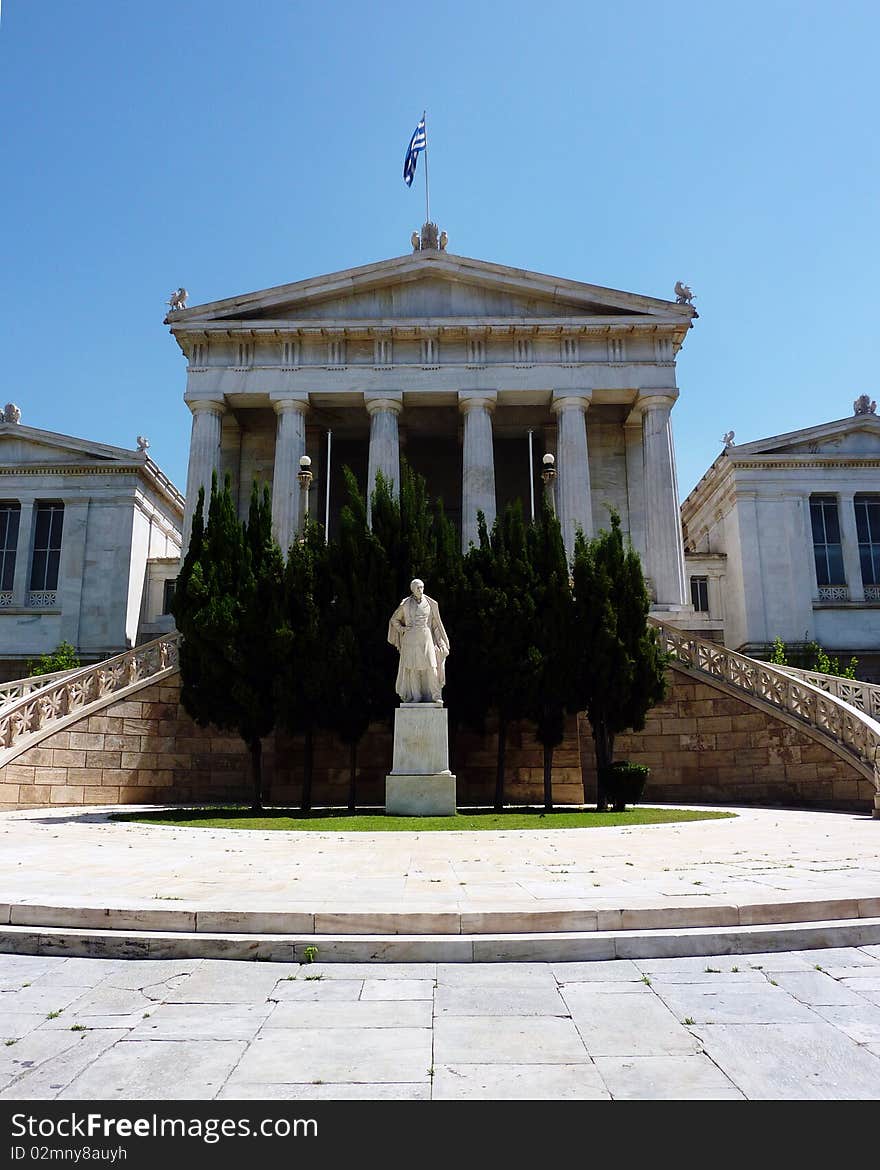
[855,494,880,587]
[162,578,177,615]
[0,502,20,592]
[690,576,709,612]
[30,502,64,592]
[810,496,845,587]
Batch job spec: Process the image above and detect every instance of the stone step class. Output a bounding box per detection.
[2,917,880,963]
[3,897,880,936]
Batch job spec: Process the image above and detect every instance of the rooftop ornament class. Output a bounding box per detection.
[0,403,21,424]
[854,394,877,416]
[166,287,188,313]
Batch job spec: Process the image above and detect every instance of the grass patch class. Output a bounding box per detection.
[112,806,735,833]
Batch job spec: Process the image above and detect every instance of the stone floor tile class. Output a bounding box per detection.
[129,1003,272,1040]
[594,1054,745,1100]
[564,992,699,1057]
[0,1013,47,1040]
[551,960,643,982]
[160,965,285,1004]
[434,986,567,1017]
[692,1022,880,1099]
[218,1082,430,1100]
[634,957,767,982]
[770,971,872,1006]
[0,1029,90,1090]
[809,1004,880,1045]
[57,1039,247,1099]
[230,1028,432,1084]
[0,1029,127,1099]
[271,979,364,1002]
[436,963,558,988]
[103,960,203,990]
[292,963,437,981]
[433,1063,609,1100]
[653,985,816,1025]
[794,947,880,968]
[264,1001,432,1029]
[360,979,434,1001]
[433,1016,589,1065]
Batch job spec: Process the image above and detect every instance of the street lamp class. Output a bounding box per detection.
[541,452,557,516]
[297,454,313,532]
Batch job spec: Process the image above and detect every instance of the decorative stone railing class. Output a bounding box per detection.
[0,664,86,709]
[772,665,880,721]
[0,592,13,608]
[651,619,880,816]
[0,634,180,766]
[26,591,58,608]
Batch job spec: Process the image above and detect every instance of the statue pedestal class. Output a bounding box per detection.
[385,702,457,816]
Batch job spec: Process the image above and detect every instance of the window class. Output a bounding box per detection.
[162,578,177,615]
[810,496,845,586]
[0,502,20,593]
[690,576,709,612]
[30,502,64,592]
[856,495,880,588]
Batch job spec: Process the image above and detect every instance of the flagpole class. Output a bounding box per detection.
[422,110,430,225]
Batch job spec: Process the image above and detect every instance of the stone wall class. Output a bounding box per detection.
[0,667,872,811]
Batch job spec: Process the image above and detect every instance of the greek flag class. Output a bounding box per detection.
[403,115,426,187]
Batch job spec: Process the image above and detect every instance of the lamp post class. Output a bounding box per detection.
[297,454,313,534]
[541,452,557,517]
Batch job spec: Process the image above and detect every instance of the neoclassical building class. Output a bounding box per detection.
[682,401,880,678]
[167,228,697,613]
[0,411,183,679]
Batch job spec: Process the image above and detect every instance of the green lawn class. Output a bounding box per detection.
[112,807,735,832]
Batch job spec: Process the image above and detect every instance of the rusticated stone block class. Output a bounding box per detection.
[17,785,52,805]
[51,750,86,768]
[87,751,121,769]
[49,785,84,804]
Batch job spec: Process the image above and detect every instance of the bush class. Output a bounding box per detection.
[26,640,80,677]
[597,762,650,812]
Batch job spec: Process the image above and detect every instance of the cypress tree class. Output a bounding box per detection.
[277,520,332,812]
[171,476,283,812]
[526,501,572,812]
[570,511,667,810]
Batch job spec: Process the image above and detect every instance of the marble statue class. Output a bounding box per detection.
[722,430,736,448]
[167,287,188,312]
[136,435,150,452]
[854,394,877,416]
[1,403,21,424]
[674,281,695,305]
[387,578,450,703]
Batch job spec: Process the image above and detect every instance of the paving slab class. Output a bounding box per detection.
[218,1082,431,1100]
[770,971,873,1006]
[0,1029,127,1099]
[265,1001,432,1029]
[594,1055,745,1100]
[809,1004,880,1045]
[229,1028,432,1085]
[564,992,700,1056]
[0,1029,87,1090]
[692,1022,880,1099]
[360,979,434,1000]
[160,965,285,1003]
[433,1063,610,1100]
[433,1016,589,1065]
[436,963,558,988]
[129,1003,272,1040]
[270,979,364,1002]
[57,1038,247,1100]
[434,986,568,1017]
[551,960,643,982]
[652,985,817,1025]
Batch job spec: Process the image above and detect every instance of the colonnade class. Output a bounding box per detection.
[181,390,688,607]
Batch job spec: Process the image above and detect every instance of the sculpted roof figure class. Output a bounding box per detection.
[387,578,450,704]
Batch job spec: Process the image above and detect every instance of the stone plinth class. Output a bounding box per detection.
[386,702,457,816]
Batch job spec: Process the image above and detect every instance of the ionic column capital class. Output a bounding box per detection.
[551,391,592,415]
[365,393,403,416]
[458,391,497,415]
[271,394,310,416]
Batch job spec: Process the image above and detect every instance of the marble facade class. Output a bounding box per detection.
[167,231,696,614]
[0,418,183,678]
[682,410,880,677]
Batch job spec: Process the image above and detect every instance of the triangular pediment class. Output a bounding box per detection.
[167,251,695,327]
[0,424,143,468]
[730,414,880,458]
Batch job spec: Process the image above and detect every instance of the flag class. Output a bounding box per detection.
[403,115,426,187]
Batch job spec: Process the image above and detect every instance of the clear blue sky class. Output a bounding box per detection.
[2,1,878,499]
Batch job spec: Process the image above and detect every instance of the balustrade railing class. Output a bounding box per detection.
[650,618,880,799]
[0,634,180,761]
[0,664,85,709]
[772,664,880,720]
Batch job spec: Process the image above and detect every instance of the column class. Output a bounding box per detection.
[640,392,687,607]
[270,395,310,555]
[458,391,497,550]
[838,490,864,601]
[551,391,593,560]
[181,398,225,559]
[365,393,402,522]
[624,412,647,562]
